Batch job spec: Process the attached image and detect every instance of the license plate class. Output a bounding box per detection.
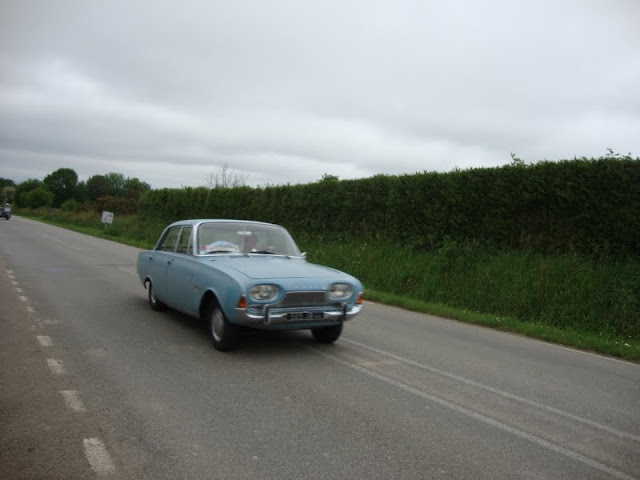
[286,312,324,320]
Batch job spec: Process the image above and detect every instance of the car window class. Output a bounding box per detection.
[158,226,181,252]
[176,226,193,255]
[197,222,301,256]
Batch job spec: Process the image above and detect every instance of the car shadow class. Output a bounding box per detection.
[139,297,326,355]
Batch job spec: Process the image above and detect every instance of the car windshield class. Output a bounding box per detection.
[196,222,302,257]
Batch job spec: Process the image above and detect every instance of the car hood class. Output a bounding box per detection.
[219,256,348,280]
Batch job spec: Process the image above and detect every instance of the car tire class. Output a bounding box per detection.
[205,303,238,352]
[147,281,164,311]
[311,323,343,344]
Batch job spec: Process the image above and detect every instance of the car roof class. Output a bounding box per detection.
[166,219,283,229]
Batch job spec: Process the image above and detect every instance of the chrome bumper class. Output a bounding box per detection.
[235,303,364,327]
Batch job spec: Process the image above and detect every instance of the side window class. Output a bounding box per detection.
[176,226,193,255]
[158,227,181,252]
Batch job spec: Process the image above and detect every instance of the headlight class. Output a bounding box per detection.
[249,284,278,301]
[328,283,353,301]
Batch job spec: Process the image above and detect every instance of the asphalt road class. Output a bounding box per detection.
[1,216,638,480]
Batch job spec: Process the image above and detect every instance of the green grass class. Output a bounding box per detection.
[297,235,640,362]
[16,208,640,362]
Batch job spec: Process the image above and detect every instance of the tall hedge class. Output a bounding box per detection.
[138,157,640,257]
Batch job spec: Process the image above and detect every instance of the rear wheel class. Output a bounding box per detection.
[205,302,239,351]
[146,281,164,311]
[311,323,343,344]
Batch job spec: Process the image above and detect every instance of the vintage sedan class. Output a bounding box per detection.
[137,219,364,351]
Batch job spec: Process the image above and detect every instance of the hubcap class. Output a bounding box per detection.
[211,309,225,341]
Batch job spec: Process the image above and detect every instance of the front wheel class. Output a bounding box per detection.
[205,303,239,352]
[146,281,164,311]
[311,323,343,344]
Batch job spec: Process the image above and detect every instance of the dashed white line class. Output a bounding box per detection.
[19,295,28,302]
[46,359,67,375]
[83,438,116,476]
[37,335,53,347]
[60,390,87,413]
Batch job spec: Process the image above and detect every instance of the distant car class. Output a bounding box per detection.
[137,219,364,351]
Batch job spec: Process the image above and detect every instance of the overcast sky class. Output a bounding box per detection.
[1,0,638,188]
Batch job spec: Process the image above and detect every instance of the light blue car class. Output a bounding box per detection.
[137,219,364,351]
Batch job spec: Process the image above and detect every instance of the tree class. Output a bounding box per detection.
[123,177,151,199]
[0,178,16,189]
[104,172,126,196]
[205,163,249,189]
[15,179,46,207]
[86,174,111,201]
[27,187,54,208]
[44,168,78,207]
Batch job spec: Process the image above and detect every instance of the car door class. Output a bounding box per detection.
[143,225,182,305]
[166,226,198,315]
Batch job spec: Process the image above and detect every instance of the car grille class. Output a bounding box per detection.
[278,291,327,307]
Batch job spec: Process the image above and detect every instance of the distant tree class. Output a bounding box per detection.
[104,172,126,196]
[44,168,78,207]
[0,178,16,189]
[318,174,339,182]
[123,177,151,199]
[15,179,46,207]
[75,180,90,203]
[3,186,15,203]
[86,174,111,201]
[205,163,249,189]
[24,186,54,208]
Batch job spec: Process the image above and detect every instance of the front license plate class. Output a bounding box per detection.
[286,312,324,320]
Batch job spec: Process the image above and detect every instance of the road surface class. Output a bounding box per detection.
[1,216,638,479]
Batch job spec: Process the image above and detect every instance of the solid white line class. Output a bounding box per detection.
[46,359,67,375]
[36,335,53,347]
[60,390,87,413]
[343,337,640,443]
[83,438,116,475]
[311,347,639,480]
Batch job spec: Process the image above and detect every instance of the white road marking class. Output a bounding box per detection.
[312,347,639,480]
[343,337,640,443]
[60,390,87,413]
[26,306,35,313]
[46,359,67,375]
[36,335,53,347]
[19,295,28,302]
[15,287,23,293]
[83,438,116,475]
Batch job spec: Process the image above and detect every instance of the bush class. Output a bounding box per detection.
[61,199,78,212]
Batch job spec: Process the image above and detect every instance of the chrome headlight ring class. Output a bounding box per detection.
[328,283,353,301]
[249,284,279,302]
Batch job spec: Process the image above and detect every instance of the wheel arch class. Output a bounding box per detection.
[199,289,221,320]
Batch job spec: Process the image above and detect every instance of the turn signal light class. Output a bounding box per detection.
[237,295,247,309]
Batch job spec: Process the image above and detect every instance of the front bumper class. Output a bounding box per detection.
[235,302,364,328]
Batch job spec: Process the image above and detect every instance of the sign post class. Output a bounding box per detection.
[101,211,114,230]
